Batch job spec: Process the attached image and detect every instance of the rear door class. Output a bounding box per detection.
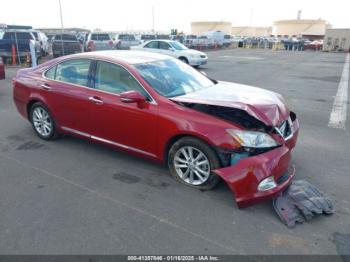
[87,60,158,157]
[40,58,94,134]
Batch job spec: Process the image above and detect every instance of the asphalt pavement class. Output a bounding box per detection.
[0,48,349,255]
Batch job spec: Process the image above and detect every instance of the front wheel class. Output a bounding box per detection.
[168,137,220,190]
[30,102,60,140]
[178,57,189,64]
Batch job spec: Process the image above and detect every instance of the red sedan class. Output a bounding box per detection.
[13,51,299,208]
[0,57,5,80]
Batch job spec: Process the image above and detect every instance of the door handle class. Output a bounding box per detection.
[41,83,51,91]
[89,96,103,105]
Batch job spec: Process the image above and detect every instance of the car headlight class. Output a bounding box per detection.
[227,129,279,148]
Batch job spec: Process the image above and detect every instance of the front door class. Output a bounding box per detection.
[88,60,158,157]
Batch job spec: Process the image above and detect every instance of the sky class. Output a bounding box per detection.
[1,0,350,33]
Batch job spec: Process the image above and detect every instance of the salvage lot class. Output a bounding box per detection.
[0,49,349,254]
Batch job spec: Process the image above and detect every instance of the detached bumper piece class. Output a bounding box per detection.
[273,180,335,227]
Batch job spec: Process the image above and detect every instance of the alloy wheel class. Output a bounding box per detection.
[173,146,211,185]
[32,107,53,137]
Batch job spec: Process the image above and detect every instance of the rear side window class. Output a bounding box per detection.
[45,66,57,79]
[55,59,91,86]
[145,41,158,49]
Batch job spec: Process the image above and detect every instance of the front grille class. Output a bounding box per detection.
[276,117,293,140]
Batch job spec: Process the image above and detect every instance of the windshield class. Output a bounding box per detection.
[134,59,214,98]
[170,41,188,50]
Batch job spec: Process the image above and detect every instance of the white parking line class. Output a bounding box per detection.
[329,53,349,129]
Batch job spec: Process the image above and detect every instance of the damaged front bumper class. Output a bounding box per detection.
[213,118,300,208]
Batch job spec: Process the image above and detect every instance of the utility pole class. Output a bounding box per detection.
[152,5,155,33]
[58,0,65,55]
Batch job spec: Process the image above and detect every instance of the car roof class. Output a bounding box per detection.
[66,50,171,65]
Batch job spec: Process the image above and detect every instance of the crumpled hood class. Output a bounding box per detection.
[170,81,290,127]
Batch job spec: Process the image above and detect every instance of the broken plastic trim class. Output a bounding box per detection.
[216,145,281,167]
[273,180,335,227]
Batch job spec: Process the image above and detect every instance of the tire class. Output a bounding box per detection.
[168,137,220,190]
[29,102,60,140]
[179,56,189,64]
[193,65,200,69]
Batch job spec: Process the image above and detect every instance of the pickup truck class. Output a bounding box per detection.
[86,33,116,51]
[52,34,82,57]
[0,30,41,63]
[115,34,140,49]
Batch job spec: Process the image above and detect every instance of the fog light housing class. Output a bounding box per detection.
[258,176,277,191]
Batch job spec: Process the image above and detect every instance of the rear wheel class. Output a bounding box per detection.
[29,102,59,140]
[168,137,220,190]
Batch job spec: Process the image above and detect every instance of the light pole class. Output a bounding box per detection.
[58,0,65,55]
[152,5,155,33]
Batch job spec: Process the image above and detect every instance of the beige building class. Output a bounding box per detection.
[191,21,232,35]
[323,29,350,51]
[231,26,272,37]
[273,19,330,38]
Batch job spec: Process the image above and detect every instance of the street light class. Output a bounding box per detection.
[58,0,65,56]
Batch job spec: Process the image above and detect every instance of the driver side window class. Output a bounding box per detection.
[144,41,159,49]
[94,61,147,97]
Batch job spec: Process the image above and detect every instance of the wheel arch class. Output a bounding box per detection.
[178,56,189,64]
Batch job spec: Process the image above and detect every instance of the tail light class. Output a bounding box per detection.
[108,40,113,46]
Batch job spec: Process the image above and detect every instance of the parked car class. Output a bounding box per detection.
[201,30,225,47]
[223,34,233,47]
[30,30,49,56]
[86,33,116,51]
[140,34,156,43]
[183,34,199,48]
[156,34,170,40]
[131,40,207,67]
[116,34,140,49]
[0,30,41,63]
[52,34,81,57]
[197,35,214,48]
[0,57,5,79]
[304,40,323,50]
[12,50,299,208]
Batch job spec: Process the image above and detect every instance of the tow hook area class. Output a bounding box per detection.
[273,180,335,227]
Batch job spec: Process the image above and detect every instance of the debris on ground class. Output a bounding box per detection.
[273,180,335,227]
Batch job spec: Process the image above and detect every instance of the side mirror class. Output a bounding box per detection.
[169,47,175,51]
[120,90,146,104]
